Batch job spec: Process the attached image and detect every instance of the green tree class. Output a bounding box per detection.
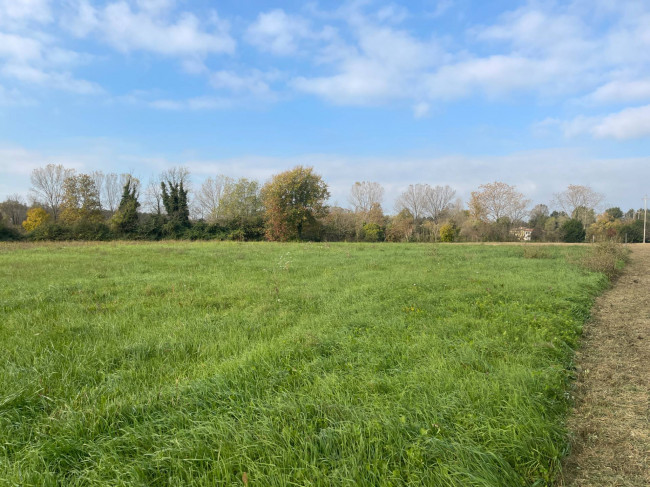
[261,166,330,241]
[111,178,140,234]
[218,178,262,224]
[161,180,190,226]
[560,218,586,243]
[605,207,623,220]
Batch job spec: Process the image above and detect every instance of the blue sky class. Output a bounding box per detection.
[1,0,649,212]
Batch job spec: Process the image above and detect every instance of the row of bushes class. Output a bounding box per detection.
[19,215,266,242]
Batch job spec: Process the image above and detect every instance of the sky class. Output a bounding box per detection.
[1,0,650,213]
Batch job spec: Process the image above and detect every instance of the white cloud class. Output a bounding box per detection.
[429,0,454,18]
[100,2,234,56]
[64,1,235,58]
[0,0,52,26]
[292,12,445,105]
[585,79,650,104]
[0,30,101,94]
[0,84,34,105]
[149,96,233,111]
[412,102,430,118]
[246,9,321,56]
[210,70,279,96]
[561,104,650,140]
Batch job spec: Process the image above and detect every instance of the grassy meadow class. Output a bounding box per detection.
[0,242,608,486]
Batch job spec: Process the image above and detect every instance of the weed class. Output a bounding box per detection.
[581,241,630,279]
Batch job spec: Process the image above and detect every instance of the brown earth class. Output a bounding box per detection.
[560,245,650,486]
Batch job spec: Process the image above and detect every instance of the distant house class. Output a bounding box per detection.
[511,227,533,241]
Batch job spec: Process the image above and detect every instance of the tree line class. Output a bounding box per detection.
[0,164,646,243]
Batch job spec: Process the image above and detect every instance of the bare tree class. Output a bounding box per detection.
[422,185,456,222]
[0,195,28,226]
[553,184,604,222]
[348,181,384,214]
[196,175,230,222]
[144,176,163,215]
[29,164,74,221]
[395,184,429,221]
[102,173,123,213]
[161,166,191,187]
[469,182,529,223]
[91,171,106,209]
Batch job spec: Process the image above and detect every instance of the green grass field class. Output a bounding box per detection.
[0,242,607,486]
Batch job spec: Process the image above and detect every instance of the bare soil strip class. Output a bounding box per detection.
[561,245,650,486]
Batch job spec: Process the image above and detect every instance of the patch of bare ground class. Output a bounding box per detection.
[560,245,650,486]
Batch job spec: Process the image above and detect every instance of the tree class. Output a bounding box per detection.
[22,207,50,232]
[0,195,28,226]
[469,182,529,223]
[553,184,604,226]
[218,178,262,224]
[196,175,229,222]
[161,180,190,226]
[439,222,459,242]
[349,181,384,214]
[395,184,428,222]
[571,206,596,227]
[30,164,74,221]
[423,185,456,222]
[144,177,164,215]
[385,209,414,242]
[111,177,140,234]
[529,204,550,227]
[104,172,124,214]
[561,218,586,243]
[605,207,624,220]
[321,207,357,241]
[261,166,330,241]
[60,174,103,224]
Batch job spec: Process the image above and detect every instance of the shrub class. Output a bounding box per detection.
[0,221,22,241]
[581,241,630,279]
[362,223,384,242]
[29,223,71,241]
[561,218,586,243]
[70,221,112,241]
[439,222,459,242]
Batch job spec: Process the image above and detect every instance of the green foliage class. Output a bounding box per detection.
[0,220,22,241]
[261,166,330,241]
[218,178,262,226]
[361,222,384,242]
[28,221,112,241]
[618,219,645,243]
[161,181,190,226]
[0,243,607,485]
[561,218,586,243]
[439,222,459,242]
[111,179,140,235]
[604,207,623,220]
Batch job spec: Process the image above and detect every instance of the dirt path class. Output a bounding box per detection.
[561,245,650,486]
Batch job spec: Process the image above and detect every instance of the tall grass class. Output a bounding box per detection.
[0,242,607,486]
